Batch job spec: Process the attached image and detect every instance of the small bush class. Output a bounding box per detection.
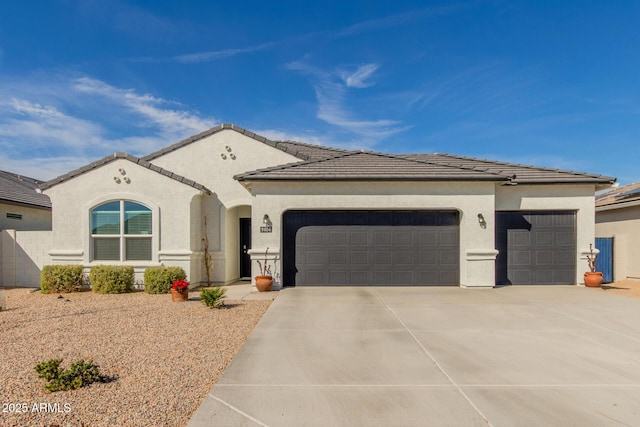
[144,266,186,294]
[89,266,134,294]
[40,265,85,294]
[200,286,226,308]
[34,358,108,392]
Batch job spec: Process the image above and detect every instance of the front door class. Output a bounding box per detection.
[239,218,251,279]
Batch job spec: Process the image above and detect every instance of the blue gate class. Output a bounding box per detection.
[595,237,614,283]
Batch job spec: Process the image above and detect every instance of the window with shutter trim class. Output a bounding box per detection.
[91,201,152,261]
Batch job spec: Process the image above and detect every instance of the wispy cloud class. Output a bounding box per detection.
[287,60,409,143]
[0,75,215,180]
[339,64,379,88]
[173,42,275,63]
[73,77,213,136]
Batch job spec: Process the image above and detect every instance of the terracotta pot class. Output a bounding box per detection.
[171,288,189,302]
[584,272,603,288]
[255,276,273,292]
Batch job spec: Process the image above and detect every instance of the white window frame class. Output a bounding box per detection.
[90,200,153,262]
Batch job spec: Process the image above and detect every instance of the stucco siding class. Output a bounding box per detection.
[1,229,52,287]
[148,129,300,208]
[249,181,498,288]
[0,202,51,231]
[596,204,640,279]
[43,158,206,283]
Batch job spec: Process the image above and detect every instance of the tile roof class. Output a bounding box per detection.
[596,182,640,208]
[235,151,508,182]
[400,153,615,186]
[40,153,212,194]
[142,123,343,162]
[0,170,51,209]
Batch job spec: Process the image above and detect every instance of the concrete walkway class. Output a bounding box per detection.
[189,286,640,426]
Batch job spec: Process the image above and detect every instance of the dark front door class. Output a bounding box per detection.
[239,218,251,279]
[495,211,576,285]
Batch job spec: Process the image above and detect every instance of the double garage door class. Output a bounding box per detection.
[282,210,460,286]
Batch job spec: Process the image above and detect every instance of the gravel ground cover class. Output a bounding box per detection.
[600,278,640,299]
[0,288,270,427]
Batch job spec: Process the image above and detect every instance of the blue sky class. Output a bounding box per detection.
[0,1,638,184]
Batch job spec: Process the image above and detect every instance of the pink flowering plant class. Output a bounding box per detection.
[171,278,189,293]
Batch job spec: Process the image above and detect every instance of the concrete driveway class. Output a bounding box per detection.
[189,286,640,426]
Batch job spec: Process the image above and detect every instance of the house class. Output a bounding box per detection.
[40,124,615,289]
[0,170,51,231]
[595,182,640,280]
[0,170,52,287]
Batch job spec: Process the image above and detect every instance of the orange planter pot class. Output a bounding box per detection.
[584,272,603,288]
[171,288,189,302]
[255,276,273,292]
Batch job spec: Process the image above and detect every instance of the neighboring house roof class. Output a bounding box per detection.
[40,152,212,194]
[0,169,51,209]
[235,151,508,182]
[143,123,344,162]
[401,153,615,186]
[596,182,640,209]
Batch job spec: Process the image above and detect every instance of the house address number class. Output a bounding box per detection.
[260,226,272,233]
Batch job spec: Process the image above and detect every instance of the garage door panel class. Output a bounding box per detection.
[286,211,460,286]
[496,211,576,285]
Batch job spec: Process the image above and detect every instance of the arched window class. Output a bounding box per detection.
[91,201,152,261]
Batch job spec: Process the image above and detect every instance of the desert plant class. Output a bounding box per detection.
[256,247,279,277]
[586,243,598,272]
[89,266,134,294]
[34,358,108,392]
[143,266,186,294]
[40,265,85,294]
[202,216,214,286]
[200,286,226,308]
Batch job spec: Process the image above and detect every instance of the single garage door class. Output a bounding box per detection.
[495,211,576,285]
[282,210,459,286]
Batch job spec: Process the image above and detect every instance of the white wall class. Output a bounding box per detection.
[596,204,640,280]
[149,129,300,209]
[496,184,598,284]
[248,181,498,289]
[0,202,51,231]
[1,229,52,287]
[43,158,206,285]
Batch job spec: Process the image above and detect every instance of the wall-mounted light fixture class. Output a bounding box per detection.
[477,213,487,229]
[225,145,232,152]
[113,176,121,183]
[263,214,271,226]
[123,176,131,183]
[230,153,236,160]
[118,168,126,175]
[220,153,227,159]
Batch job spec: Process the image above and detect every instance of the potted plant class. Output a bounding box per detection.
[171,278,190,302]
[255,247,278,292]
[584,244,603,288]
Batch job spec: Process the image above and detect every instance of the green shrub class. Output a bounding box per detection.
[143,266,186,294]
[34,358,108,392]
[89,266,134,294]
[200,286,226,308]
[40,265,85,294]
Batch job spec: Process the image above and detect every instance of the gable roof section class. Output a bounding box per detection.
[143,123,343,162]
[596,182,640,209]
[235,151,507,182]
[40,152,212,194]
[401,153,615,186]
[0,170,51,209]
